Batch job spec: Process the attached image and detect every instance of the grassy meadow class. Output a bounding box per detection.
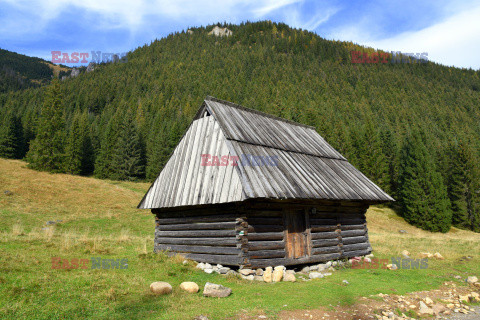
[1,158,479,319]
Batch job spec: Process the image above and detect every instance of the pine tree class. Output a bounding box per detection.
[63,113,83,174]
[398,130,452,232]
[26,79,65,172]
[0,113,23,158]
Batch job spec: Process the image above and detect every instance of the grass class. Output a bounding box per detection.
[1,158,479,319]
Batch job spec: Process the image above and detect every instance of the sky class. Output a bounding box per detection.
[0,0,479,69]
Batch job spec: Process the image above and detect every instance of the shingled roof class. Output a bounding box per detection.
[138,96,394,209]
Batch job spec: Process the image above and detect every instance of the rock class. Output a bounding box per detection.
[283,273,296,282]
[418,301,434,315]
[218,267,230,274]
[386,264,398,270]
[459,295,470,303]
[226,270,237,277]
[187,29,194,35]
[309,264,319,271]
[322,272,332,277]
[325,261,332,268]
[255,268,263,276]
[204,268,214,274]
[196,262,205,270]
[398,229,407,234]
[366,254,374,258]
[253,275,264,281]
[241,275,254,281]
[469,292,480,302]
[342,280,349,285]
[446,303,455,309]
[179,282,199,293]
[401,250,410,258]
[239,269,254,276]
[150,282,172,295]
[433,252,444,260]
[409,304,417,309]
[432,304,446,315]
[263,267,273,283]
[309,272,324,279]
[420,252,433,258]
[182,260,188,265]
[4,190,13,196]
[203,282,232,298]
[454,275,462,279]
[466,276,478,284]
[208,26,233,37]
[272,266,284,282]
[285,270,295,275]
[424,297,434,305]
[364,257,371,263]
[204,263,212,269]
[70,68,80,78]
[46,221,56,225]
[301,266,310,273]
[86,62,96,72]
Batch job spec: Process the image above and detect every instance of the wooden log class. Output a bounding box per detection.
[156,221,236,231]
[247,241,285,251]
[247,225,284,233]
[155,230,236,238]
[311,225,338,232]
[341,229,366,237]
[312,238,340,248]
[155,237,237,246]
[312,246,341,255]
[340,224,365,231]
[247,250,285,259]
[247,217,283,224]
[340,218,366,224]
[248,252,342,268]
[341,236,368,245]
[155,214,238,224]
[247,232,284,241]
[310,218,337,225]
[310,231,338,240]
[342,243,370,252]
[155,244,240,255]
[176,253,241,266]
[341,248,371,258]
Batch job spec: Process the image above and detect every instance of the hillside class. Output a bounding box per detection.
[1,21,479,232]
[0,49,65,92]
[1,158,479,319]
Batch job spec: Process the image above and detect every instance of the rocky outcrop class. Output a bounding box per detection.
[208,26,232,37]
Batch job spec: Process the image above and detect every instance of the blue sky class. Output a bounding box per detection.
[1,0,479,69]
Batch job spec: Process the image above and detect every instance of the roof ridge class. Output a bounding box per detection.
[205,96,315,130]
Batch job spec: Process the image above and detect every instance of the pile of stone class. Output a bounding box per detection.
[194,257,360,283]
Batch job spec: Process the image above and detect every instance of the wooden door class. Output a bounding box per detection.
[284,210,311,259]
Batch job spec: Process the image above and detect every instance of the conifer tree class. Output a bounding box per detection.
[26,79,65,172]
[0,113,23,159]
[398,130,452,232]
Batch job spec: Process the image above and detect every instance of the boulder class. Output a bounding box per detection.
[263,267,273,283]
[254,275,264,281]
[203,282,232,298]
[196,262,205,270]
[272,266,284,282]
[255,268,263,276]
[418,301,434,315]
[401,250,410,258]
[424,297,434,305]
[218,267,230,274]
[420,252,433,258]
[241,275,254,281]
[283,273,296,282]
[239,268,254,276]
[433,252,444,260]
[466,276,478,284]
[204,268,214,274]
[150,281,172,295]
[309,272,324,279]
[179,282,199,293]
[386,264,398,270]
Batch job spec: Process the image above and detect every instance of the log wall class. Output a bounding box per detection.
[152,200,372,268]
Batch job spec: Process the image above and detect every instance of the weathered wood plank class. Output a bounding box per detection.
[156,221,236,231]
[341,248,371,258]
[340,224,365,231]
[247,250,285,259]
[155,214,238,224]
[247,232,284,241]
[155,237,237,246]
[156,230,236,238]
[312,238,340,248]
[247,241,285,251]
[247,225,284,233]
[341,236,368,245]
[342,243,370,252]
[341,229,366,237]
[311,225,338,232]
[155,244,239,255]
[312,246,341,255]
[310,231,338,240]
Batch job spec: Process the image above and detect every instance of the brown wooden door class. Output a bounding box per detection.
[284,210,311,259]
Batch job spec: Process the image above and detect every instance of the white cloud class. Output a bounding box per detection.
[327,3,480,70]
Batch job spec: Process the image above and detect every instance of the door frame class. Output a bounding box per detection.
[283,208,312,259]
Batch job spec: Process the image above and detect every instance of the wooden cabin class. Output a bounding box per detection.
[138,96,393,268]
